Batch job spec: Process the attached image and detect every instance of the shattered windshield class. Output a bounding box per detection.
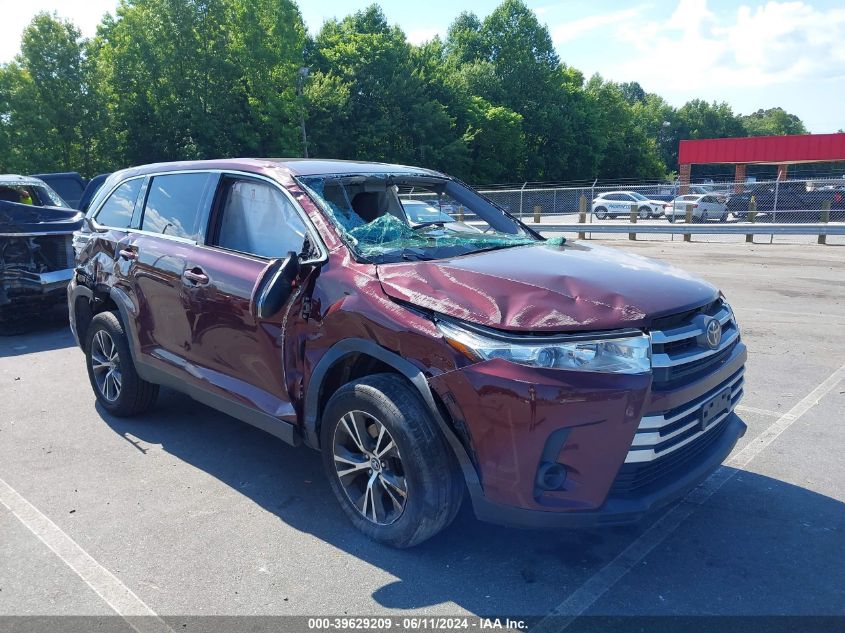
[0,182,69,208]
[298,174,538,262]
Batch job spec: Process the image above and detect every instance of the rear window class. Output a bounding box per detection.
[141,173,211,240]
[95,179,143,228]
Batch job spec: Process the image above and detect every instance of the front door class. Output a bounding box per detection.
[180,175,314,422]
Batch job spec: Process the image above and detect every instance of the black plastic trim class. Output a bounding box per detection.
[303,337,483,495]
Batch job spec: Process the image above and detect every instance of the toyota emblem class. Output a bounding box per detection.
[705,318,722,349]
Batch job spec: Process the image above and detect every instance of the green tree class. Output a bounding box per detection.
[0,13,101,174]
[587,76,664,180]
[742,107,808,136]
[96,0,305,165]
[306,5,466,172]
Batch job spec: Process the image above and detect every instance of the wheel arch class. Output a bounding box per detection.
[303,338,482,492]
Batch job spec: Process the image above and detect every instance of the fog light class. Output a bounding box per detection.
[536,461,567,491]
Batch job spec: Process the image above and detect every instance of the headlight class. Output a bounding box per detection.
[436,319,651,374]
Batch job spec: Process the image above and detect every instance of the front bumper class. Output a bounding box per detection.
[0,268,74,305]
[428,339,747,527]
[472,413,745,528]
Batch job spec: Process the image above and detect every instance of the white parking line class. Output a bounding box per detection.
[0,477,173,633]
[534,361,845,632]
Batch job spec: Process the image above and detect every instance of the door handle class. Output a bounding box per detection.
[183,268,209,285]
[118,248,137,261]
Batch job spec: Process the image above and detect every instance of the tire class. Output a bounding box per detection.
[667,215,675,223]
[700,210,708,223]
[720,211,728,222]
[594,207,608,220]
[638,206,650,220]
[85,311,158,416]
[320,373,464,548]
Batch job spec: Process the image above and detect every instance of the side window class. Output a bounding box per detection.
[214,178,307,259]
[94,179,142,228]
[141,173,211,240]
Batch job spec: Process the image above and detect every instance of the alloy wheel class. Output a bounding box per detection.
[332,410,407,525]
[91,330,122,402]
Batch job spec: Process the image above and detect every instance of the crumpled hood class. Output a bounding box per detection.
[377,241,718,332]
[0,201,83,234]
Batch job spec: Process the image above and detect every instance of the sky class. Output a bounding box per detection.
[1,0,843,134]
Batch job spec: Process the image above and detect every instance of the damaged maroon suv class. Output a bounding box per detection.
[69,159,746,547]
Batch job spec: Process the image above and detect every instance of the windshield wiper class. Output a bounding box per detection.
[463,242,529,256]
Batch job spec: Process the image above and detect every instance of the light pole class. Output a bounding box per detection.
[297,66,310,158]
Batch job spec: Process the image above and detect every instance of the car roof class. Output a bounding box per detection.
[0,174,48,186]
[106,158,445,181]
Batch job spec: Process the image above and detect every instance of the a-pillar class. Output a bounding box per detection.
[679,163,691,194]
[734,164,746,192]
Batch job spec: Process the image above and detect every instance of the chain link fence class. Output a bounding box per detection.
[472,177,845,245]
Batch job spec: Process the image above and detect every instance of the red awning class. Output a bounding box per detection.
[678,133,845,165]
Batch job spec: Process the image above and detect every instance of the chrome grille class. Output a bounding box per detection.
[625,367,744,464]
[614,301,745,472]
[650,301,739,389]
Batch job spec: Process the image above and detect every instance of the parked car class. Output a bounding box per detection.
[34,172,112,211]
[592,191,665,219]
[727,181,838,220]
[399,199,481,232]
[69,159,747,547]
[78,173,111,212]
[665,194,729,222]
[33,172,87,209]
[0,175,83,326]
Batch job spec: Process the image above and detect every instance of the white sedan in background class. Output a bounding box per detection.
[665,194,729,222]
[591,191,665,219]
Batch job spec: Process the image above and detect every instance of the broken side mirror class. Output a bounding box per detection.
[251,251,300,320]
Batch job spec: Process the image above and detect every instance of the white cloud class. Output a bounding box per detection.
[607,0,845,89]
[406,27,441,45]
[553,7,646,44]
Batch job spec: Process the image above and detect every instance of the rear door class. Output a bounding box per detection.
[128,171,216,363]
[86,176,145,289]
[179,174,316,422]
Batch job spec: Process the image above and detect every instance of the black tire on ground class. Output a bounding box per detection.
[85,311,158,416]
[720,211,728,222]
[594,207,608,220]
[700,210,708,223]
[320,373,464,548]
[638,206,650,220]
[667,215,675,223]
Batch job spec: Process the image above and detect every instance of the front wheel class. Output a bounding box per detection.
[321,374,464,548]
[638,206,650,220]
[667,215,676,223]
[85,311,158,416]
[594,207,608,220]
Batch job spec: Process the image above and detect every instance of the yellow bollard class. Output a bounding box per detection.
[745,197,756,243]
[578,195,587,240]
[684,203,693,242]
[534,205,542,224]
[819,200,831,245]
[629,203,637,241]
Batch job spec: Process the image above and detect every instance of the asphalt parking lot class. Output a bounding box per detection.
[1,240,844,628]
